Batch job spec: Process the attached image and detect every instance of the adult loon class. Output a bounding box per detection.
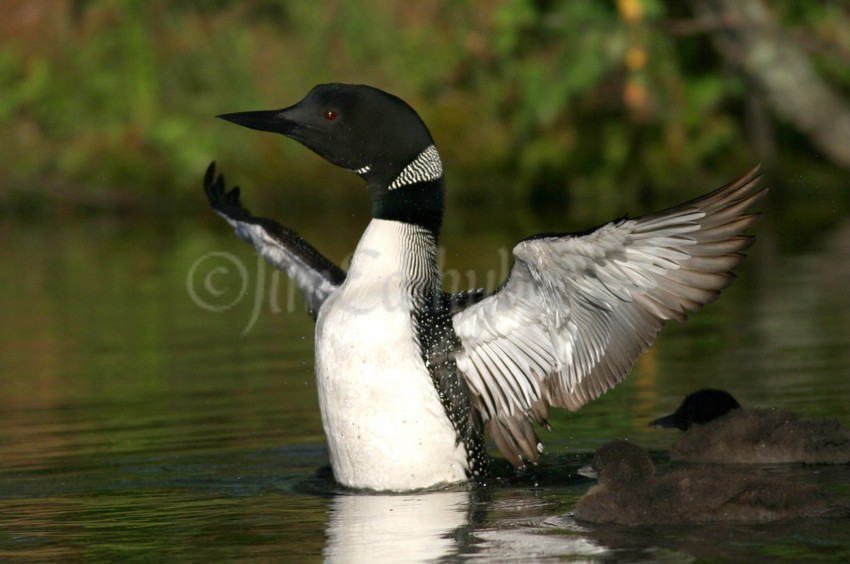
[204,83,766,491]
[650,389,850,463]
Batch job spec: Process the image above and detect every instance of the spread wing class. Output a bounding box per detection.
[451,167,766,466]
[204,162,346,318]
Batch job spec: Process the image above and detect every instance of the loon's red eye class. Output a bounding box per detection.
[324,110,337,121]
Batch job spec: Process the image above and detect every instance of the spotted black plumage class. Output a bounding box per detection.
[414,288,490,478]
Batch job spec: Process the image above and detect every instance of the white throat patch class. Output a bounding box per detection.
[388,145,443,190]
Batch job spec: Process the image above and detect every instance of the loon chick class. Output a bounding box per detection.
[574,440,831,525]
[205,83,766,491]
[650,389,850,464]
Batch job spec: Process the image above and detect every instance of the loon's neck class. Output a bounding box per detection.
[365,144,445,237]
[369,179,445,238]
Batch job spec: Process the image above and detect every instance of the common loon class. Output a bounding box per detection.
[650,389,850,463]
[204,83,766,491]
[575,440,831,525]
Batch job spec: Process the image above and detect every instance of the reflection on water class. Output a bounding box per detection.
[324,491,471,562]
[0,209,848,560]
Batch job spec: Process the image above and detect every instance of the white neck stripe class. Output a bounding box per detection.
[388,145,443,190]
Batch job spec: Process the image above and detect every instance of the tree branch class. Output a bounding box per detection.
[692,0,850,169]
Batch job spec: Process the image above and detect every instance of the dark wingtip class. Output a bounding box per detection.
[203,161,218,202]
[225,185,241,207]
[203,161,243,210]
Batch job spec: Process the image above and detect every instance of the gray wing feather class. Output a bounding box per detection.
[204,163,345,318]
[452,167,766,467]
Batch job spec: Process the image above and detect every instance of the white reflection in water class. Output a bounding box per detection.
[472,516,606,561]
[323,490,470,562]
[322,490,608,562]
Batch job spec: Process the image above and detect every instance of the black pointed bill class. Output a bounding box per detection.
[577,463,598,479]
[217,109,296,135]
[648,413,678,429]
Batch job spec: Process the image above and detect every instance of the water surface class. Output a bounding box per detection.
[2,202,849,561]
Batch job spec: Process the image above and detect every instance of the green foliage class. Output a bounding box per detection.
[0,0,847,218]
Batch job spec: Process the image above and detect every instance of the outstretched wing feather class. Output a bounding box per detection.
[453,167,767,466]
[204,162,345,318]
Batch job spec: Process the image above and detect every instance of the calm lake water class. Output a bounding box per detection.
[2,191,849,561]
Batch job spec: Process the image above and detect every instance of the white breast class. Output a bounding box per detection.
[315,219,468,491]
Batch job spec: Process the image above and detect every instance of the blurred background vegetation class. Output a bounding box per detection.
[1,0,848,221]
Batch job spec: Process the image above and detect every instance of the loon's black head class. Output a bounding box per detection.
[219,84,439,189]
[649,389,742,431]
[219,83,445,234]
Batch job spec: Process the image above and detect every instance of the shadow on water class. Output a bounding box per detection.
[1,201,848,560]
